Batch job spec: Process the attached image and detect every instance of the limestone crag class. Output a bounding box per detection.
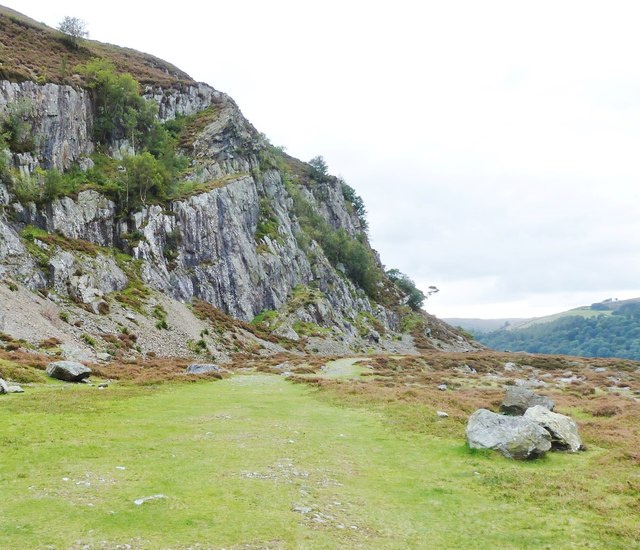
[144,83,221,122]
[0,80,93,172]
[0,52,475,356]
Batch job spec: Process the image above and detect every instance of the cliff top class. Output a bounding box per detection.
[0,6,195,87]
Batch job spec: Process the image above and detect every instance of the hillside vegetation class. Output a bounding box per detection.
[476,303,640,360]
[0,6,193,86]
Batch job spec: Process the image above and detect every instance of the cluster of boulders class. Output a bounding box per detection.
[466,386,582,459]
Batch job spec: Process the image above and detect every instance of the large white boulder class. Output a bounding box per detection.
[466,409,552,460]
[524,405,582,452]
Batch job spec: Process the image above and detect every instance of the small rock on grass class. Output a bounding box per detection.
[436,411,449,418]
[438,384,448,391]
[292,506,312,514]
[134,494,167,505]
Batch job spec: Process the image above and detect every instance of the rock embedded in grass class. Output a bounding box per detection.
[186,363,220,375]
[46,361,92,382]
[466,409,552,460]
[500,386,555,415]
[133,494,167,505]
[524,405,582,452]
[0,378,8,394]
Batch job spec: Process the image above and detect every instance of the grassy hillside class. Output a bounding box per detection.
[443,317,529,333]
[475,311,640,360]
[0,6,193,87]
[511,307,612,331]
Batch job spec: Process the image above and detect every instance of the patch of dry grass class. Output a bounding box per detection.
[0,8,193,87]
[91,356,227,384]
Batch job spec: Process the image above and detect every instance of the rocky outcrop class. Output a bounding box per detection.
[46,361,92,382]
[16,190,119,247]
[144,83,221,122]
[466,408,552,460]
[500,386,555,415]
[0,216,46,289]
[524,405,582,452]
[0,80,93,172]
[0,42,475,356]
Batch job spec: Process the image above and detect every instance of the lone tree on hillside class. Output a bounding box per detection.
[386,268,439,311]
[308,155,329,177]
[58,16,88,48]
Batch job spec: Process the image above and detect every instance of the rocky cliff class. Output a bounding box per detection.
[0,7,475,361]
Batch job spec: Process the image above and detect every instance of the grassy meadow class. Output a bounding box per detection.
[1,353,639,549]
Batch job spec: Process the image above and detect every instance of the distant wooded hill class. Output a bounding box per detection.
[453,298,640,360]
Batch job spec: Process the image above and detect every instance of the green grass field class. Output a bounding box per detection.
[1,370,638,549]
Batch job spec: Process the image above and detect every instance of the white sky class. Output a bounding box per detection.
[7,0,640,319]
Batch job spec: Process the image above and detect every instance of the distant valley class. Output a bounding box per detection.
[445,297,640,360]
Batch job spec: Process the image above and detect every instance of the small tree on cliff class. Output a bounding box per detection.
[58,16,88,49]
[308,155,329,177]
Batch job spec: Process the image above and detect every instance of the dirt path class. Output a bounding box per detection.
[317,357,373,379]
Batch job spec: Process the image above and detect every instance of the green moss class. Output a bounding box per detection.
[21,226,99,257]
[81,333,96,347]
[292,320,329,337]
[287,285,324,311]
[255,197,281,247]
[177,105,221,150]
[251,309,279,328]
[110,254,150,312]
[355,311,386,337]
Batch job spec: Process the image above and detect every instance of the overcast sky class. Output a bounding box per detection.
[7,0,640,319]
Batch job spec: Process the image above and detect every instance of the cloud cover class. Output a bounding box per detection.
[9,0,640,317]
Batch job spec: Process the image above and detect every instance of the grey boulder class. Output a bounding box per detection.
[0,378,8,394]
[466,409,552,460]
[186,363,220,375]
[501,386,555,415]
[524,405,582,452]
[46,361,92,382]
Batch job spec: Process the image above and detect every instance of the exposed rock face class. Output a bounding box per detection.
[0,80,93,172]
[466,409,552,460]
[0,216,46,288]
[16,190,119,247]
[0,56,476,354]
[500,386,555,415]
[524,405,582,452]
[46,361,92,382]
[48,250,128,304]
[144,83,221,122]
